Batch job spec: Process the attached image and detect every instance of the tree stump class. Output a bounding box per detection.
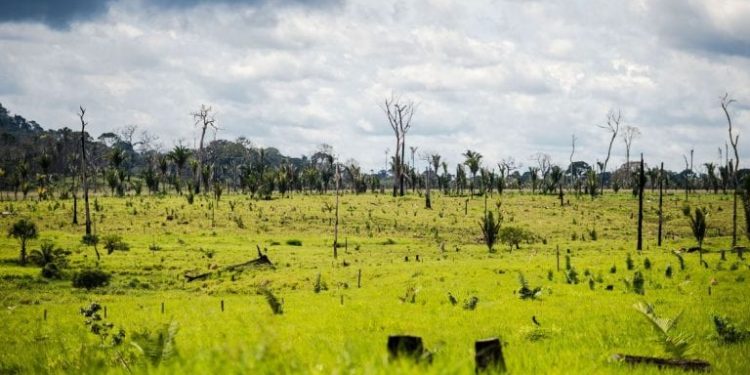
[388,335,428,362]
[475,337,506,373]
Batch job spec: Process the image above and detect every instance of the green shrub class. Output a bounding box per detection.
[286,239,302,246]
[632,271,645,295]
[72,269,111,289]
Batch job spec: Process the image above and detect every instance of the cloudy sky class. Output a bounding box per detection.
[1,0,749,172]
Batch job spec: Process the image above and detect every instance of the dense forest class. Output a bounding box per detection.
[0,102,744,201]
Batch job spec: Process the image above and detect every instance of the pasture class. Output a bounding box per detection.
[0,191,748,374]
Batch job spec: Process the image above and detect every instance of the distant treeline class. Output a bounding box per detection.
[0,102,745,199]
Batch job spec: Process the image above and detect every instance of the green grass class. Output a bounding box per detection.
[0,190,749,374]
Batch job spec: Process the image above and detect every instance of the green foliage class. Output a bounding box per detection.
[565,267,579,284]
[713,315,748,343]
[479,211,501,253]
[499,226,536,251]
[632,271,645,295]
[313,273,328,293]
[517,272,542,300]
[665,264,673,278]
[80,302,126,347]
[72,269,112,289]
[626,253,634,270]
[644,257,651,270]
[132,320,180,366]
[683,206,708,249]
[102,234,129,255]
[633,302,692,359]
[7,218,38,265]
[462,296,479,310]
[286,239,302,246]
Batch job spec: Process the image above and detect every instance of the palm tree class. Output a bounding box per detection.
[683,206,708,263]
[480,211,501,253]
[704,163,718,194]
[158,155,169,193]
[8,218,38,265]
[168,145,191,193]
[550,165,564,205]
[463,150,483,196]
[528,167,540,193]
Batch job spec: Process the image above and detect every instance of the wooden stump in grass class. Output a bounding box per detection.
[475,337,506,373]
[387,335,430,362]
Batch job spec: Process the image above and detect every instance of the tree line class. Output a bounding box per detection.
[0,99,745,202]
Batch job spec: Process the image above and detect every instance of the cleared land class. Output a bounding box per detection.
[0,191,748,374]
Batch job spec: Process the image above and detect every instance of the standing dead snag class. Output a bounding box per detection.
[721,94,740,248]
[191,104,217,194]
[78,107,92,236]
[637,154,645,251]
[333,162,341,259]
[622,125,640,188]
[598,109,621,195]
[381,94,415,197]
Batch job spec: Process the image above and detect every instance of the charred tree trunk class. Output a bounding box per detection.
[637,153,644,251]
[658,162,664,247]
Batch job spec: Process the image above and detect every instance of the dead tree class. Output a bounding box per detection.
[191,104,217,194]
[78,107,92,236]
[333,162,341,259]
[637,154,645,251]
[381,95,415,197]
[622,125,640,188]
[598,109,621,195]
[722,94,740,248]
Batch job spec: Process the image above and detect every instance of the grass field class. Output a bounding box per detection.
[1,190,749,374]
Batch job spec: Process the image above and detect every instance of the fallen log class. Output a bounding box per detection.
[184,245,274,282]
[612,354,710,372]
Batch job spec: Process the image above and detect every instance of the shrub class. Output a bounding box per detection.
[565,267,579,284]
[102,234,129,255]
[665,264,673,278]
[313,273,328,293]
[72,269,111,289]
[499,226,537,251]
[286,239,302,246]
[632,271,645,295]
[41,262,62,279]
[479,211,501,253]
[644,258,652,270]
[626,253,634,270]
[713,315,748,343]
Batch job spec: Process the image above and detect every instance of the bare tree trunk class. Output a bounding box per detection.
[722,94,739,247]
[637,153,644,251]
[79,107,92,236]
[333,164,340,259]
[425,166,431,209]
[393,138,399,197]
[400,139,406,196]
[658,162,664,247]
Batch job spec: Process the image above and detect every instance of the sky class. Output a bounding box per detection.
[1,0,749,173]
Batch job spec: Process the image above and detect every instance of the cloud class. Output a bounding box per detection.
[0,0,748,173]
[0,0,341,29]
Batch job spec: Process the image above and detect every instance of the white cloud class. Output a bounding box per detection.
[0,0,749,173]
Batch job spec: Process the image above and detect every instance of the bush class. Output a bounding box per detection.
[102,234,129,255]
[72,269,111,289]
[632,271,645,295]
[286,239,302,246]
[41,262,62,279]
[499,226,537,251]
